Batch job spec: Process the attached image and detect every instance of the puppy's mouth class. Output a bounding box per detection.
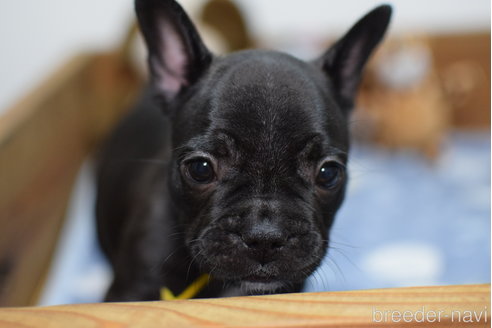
[244,274,275,283]
[188,220,327,293]
[214,262,284,284]
[241,266,280,283]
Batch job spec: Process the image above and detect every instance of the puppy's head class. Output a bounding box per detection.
[136,0,391,293]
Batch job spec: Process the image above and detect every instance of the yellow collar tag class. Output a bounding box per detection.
[160,274,210,300]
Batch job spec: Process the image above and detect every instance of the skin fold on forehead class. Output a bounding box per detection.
[176,50,350,156]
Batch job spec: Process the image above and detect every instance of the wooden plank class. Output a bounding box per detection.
[0,52,141,307]
[0,284,488,327]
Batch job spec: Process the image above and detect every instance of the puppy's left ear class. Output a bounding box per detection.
[315,5,392,113]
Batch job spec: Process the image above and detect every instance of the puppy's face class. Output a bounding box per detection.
[136,0,391,292]
[170,52,348,291]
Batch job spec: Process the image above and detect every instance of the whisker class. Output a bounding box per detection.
[325,256,346,286]
[185,248,205,281]
[153,244,187,275]
[329,240,358,249]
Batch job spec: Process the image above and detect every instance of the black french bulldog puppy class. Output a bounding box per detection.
[96,0,391,301]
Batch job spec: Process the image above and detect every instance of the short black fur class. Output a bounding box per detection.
[96,0,391,301]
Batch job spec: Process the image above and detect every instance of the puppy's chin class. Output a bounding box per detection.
[240,281,285,294]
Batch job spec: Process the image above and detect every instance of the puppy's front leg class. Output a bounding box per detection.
[104,228,162,301]
[105,258,161,301]
[104,193,175,302]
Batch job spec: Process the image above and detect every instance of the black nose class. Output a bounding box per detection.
[241,221,286,255]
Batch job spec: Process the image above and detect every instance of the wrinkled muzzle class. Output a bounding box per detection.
[189,196,328,291]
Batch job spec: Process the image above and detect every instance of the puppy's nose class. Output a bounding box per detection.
[242,221,286,253]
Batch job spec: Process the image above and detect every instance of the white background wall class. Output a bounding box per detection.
[0,0,489,115]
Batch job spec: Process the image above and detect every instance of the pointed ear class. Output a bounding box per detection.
[315,5,392,113]
[135,0,212,101]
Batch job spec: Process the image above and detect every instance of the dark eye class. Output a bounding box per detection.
[186,158,215,184]
[316,161,344,189]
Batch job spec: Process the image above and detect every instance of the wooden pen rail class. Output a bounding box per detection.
[0,49,141,306]
[0,284,489,327]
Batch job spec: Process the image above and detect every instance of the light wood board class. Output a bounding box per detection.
[0,284,489,327]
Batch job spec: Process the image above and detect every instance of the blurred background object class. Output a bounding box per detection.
[354,33,490,159]
[355,36,450,159]
[201,0,254,52]
[0,0,489,306]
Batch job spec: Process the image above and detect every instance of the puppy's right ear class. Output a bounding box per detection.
[135,0,212,102]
